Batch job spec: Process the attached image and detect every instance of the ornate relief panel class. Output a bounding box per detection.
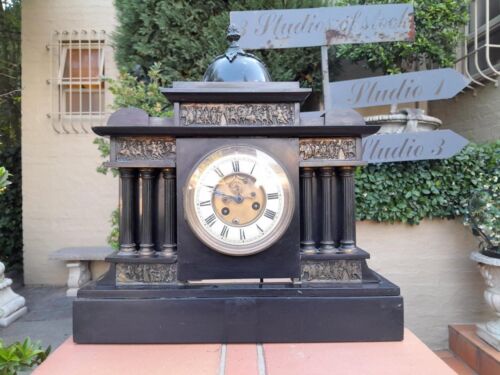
[116,263,177,285]
[299,138,357,161]
[301,260,362,282]
[179,103,295,126]
[113,136,176,162]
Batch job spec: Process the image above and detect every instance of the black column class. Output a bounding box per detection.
[138,168,155,256]
[159,168,176,257]
[300,167,316,254]
[118,168,136,256]
[340,166,356,250]
[319,167,336,253]
[331,167,340,246]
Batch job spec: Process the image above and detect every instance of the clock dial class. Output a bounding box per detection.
[184,145,294,256]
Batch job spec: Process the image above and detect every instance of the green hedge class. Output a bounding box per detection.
[114,0,330,93]
[355,141,500,224]
[0,145,22,269]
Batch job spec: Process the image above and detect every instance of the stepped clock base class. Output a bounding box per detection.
[73,272,403,344]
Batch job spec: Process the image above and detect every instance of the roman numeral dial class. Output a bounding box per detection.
[185,145,294,256]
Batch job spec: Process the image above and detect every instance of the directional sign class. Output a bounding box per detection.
[230,4,414,49]
[330,68,471,109]
[362,130,469,163]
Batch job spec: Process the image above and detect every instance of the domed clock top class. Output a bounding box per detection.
[203,24,271,82]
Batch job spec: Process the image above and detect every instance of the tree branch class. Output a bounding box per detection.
[0,89,21,98]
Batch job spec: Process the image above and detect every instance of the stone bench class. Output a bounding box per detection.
[49,247,114,297]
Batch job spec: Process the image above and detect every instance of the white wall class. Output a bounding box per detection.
[358,219,491,350]
[22,0,118,285]
[429,83,500,142]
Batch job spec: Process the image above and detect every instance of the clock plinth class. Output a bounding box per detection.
[73,82,404,344]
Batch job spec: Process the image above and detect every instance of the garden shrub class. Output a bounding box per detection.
[356,141,500,224]
[0,338,50,375]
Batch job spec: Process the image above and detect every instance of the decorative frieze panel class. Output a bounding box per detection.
[179,103,295,126]
[116,263,177,285]
[301,260,362,282]
[299,138,357,161]
[114,137,176,162]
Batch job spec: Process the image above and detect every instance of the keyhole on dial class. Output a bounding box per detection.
[221,207,230,216]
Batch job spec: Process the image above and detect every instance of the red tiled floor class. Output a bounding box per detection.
[225,344,259,375]
[33,329,458,375]
[33,339,222,375]
[263,329,455,375]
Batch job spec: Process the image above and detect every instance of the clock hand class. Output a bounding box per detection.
[213,190,244,203]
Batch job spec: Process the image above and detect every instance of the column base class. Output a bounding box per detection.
[318,243,337,254]
[138,246,155,257]
[300,243,317,255]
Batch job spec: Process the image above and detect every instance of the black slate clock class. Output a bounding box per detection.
[73,25,404,344]
[176,137,300,280]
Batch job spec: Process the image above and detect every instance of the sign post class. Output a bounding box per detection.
[231,3,415,112]
[231,4,415,49]
[330,69,471,109]
[362,130,469,163]
[231,4,470,163]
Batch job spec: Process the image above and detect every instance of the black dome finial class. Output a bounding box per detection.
[226,24,241,45]
[203,24,271,82]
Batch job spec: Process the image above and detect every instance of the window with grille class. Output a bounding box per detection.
[48,30,111,133]
[456,0,500,86]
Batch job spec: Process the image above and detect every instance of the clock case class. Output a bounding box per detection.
[177,138,300,280]
[73,81,404,344]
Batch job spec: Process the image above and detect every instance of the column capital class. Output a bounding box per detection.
[339,166,355,176]
[300,167,314,177]
[161,168,175,179]
[119,168,136,178]
[139,168,156,179]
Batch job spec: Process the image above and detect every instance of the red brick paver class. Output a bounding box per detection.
[33,341,222,375]
[263,330,455,375]
[225,344,259,375]
[34,329,454,375]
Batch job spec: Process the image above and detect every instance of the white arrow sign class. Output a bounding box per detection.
[330,68,471,109]
[230,4,414,49]
[362,130,469,163]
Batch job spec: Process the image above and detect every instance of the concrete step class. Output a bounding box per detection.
[448,324,500,375]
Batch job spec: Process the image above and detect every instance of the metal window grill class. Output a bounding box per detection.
[455,0,500,90]
[47,29,111,134]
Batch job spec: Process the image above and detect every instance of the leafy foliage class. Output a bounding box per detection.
[93,138,119,249]
[466,172,499,255]
[107,63,171,117]
[0,167,10,193]
[108,208,120,250]
[0,0,21,269]
[0,146,21,268]
[356,142,500,225]
[336,0,469,74]
[0,338,50,375]
[113,0,330,96]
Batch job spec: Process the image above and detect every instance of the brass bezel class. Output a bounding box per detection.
[184,145,294,256]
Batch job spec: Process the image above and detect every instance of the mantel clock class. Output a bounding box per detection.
[73,25,404,345]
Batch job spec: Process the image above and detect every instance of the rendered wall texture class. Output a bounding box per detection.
[430,83,500,142]
[358,219,490,350]
[21,0,118,285]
